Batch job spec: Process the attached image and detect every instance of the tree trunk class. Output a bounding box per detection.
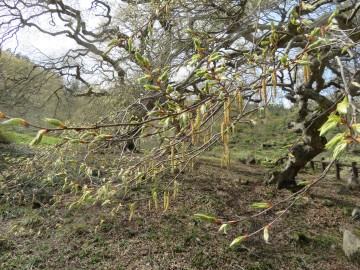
[268,111,328,189]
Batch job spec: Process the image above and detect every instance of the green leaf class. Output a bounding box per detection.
[325,133,345,150]
[80,132,97,139]
[0,118,28,126]
[218,224,229,234]
[290,9,298,18]
[127,39,133,51]
[135,52,150,68]
[263,225,270,243]
[144,84,160,91]
[29,129,48,146]
[138,75,150,84]
[250,202,271,209]
[328,9,339,24]
[229,235,247,248]
[243,53,253,59]
[297,180,310,186]
[318,115,341,136]
[351,82,360,88]
[135,52,145,64]
[194,213,219,224]
[295,60,311,66]
[308,39,325,50]
[166,85,174,94]
[336,97,349,114]
[193,38,201,50]
[158,71,170,82]
[333,141,347,159]
[195,68,208,77]
[301,3,315,11]
[92,134,113,142]
[280,54,288,64]
[208,52,222,62]
[44,118,67,128]
[310,28,320,39]
[352,124,360,133]
[107,39,119,47]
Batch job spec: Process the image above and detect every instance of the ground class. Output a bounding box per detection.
[1,143,360,269]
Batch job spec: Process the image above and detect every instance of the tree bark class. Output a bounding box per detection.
[268,111,328,189]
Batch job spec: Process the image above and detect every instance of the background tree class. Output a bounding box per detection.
[0,0,359,190]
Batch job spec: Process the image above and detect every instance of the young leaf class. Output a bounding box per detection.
[218,224,229,234]
[193,38,201,50]
[29,129,48,146]
[44,118,67,129]
[333,141,347,159]
[194,213,221,224]
[107,39,119,47]
[0,118,28,126]
[325,133,345,150]
[138,74,152,84]
[158,70,170,82]
[309,28,320,40]
[135,52,145,64]
[352,124,360,133]
[308,39,325,50]
[280,54,288,64]
[301,3,315,11]
[318,115,341,136]
[144,84,161,91]
[229,235,247,248]
[166,85,174,94]
[263,225,270,243]
[297,180,310,186]
[351,82,360,88]
[295,60,311,66]
[328,9,339,24]
[127,39,133,51]
[208,52,222,62]
[92,134,113,142]
[250,202,271,209]
[336,97,349,114]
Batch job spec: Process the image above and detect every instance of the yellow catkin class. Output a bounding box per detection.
[236,89,243,114]
[163,191,170,212]
[190,121,195,144]
[194,108,201,130]
[171,146,175,174]
[262,63,267,105]
[221,121,225,142]
[272,70,277,98]
[152,190,158,210]
[220,96,232,168]
[181,141,185,161]
[129,203,136,221]
[203,129,210,144]
[302,53,310,83]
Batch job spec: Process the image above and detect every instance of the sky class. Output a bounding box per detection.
[3,0,119,59]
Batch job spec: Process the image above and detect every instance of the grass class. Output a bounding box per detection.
[0,129,62,145]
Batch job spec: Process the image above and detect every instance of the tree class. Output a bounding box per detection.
[0,0,359,189]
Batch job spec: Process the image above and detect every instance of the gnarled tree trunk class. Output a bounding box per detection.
[268,110,329,189]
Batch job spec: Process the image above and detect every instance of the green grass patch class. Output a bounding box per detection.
[0,130,61,145]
